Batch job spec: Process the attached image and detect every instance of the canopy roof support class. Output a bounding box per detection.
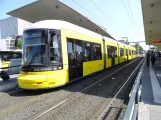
[141,0,161,50]
[7,0,114,39]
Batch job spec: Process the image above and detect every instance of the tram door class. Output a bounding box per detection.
[112,47,116,66]
[67,39,83,80]
[126,49,128,61]
[108,46,115,66]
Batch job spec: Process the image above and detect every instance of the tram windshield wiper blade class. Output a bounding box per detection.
[28,51,41,65]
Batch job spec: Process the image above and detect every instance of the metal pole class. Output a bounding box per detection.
[138,43,140,55]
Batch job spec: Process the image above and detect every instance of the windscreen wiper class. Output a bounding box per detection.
[28,51,41,65]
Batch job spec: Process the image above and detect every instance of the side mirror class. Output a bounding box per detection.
[47,30,56,44]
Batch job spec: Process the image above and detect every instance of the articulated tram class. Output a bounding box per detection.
[18,20,136,89]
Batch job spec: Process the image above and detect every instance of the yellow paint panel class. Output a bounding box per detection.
[119,57,124,63]
[132,47,136,59]
[124,45,129,61]
[47,68,68,88]
[115,57,119,64]
[61,29,69,65]
[106,59,111,68]
[18,74,48,89]
[83,60,104,76]
[2,61,10,68]
[65,29,102,44]
[18,65,68,89]
[118,44,125,63]
[129,47,133,60]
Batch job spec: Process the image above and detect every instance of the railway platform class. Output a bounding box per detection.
[138,59,161,120]
[0,74,18,92]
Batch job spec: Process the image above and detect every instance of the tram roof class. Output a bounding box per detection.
[26,20,104,39]
[141,0,161,50]
[104,36,117,44]
[7,0,115,40]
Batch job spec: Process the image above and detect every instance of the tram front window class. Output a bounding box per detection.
[50,32,62,64]
[23,30,46,65]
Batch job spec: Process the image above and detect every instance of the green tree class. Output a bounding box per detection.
[135,43,143,54]
[15,39,22,49]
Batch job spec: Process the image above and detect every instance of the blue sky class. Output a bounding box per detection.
[0,0,148,50]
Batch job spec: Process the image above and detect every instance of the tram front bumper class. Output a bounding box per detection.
[17,74,48,89]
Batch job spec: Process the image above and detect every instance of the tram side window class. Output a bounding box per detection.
[114,47,117,57]
[107,46,112,58]
[75,40,83,62]
[0,52,12,61]
[107,46,117,58]
[131,50,132,55]
[12,53,22,59]
[93,43,102,60]
[129,50,131,55]
[84,42,93,61]
[67,39,75,64]
[126,49,128,56]
[50,31,62,64]
[120,48,124,56]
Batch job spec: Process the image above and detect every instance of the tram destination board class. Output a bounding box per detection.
[152,40,161,44]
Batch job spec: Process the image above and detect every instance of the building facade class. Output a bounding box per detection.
[6,37,15,50]
[0,39,7,50]
[0,17,31,39]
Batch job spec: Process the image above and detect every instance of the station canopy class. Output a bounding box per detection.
[7,0,114,39]
[141,0,161,50]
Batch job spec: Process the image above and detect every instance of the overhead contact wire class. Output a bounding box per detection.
[72,0,108,31]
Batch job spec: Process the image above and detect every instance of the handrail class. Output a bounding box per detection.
[123,58,145,120]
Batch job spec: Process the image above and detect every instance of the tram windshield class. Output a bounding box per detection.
[23,30,46,65]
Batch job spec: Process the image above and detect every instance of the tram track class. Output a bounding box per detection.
[44,58,143,120]
[94,58,144,120]
[0,58,142,120]
[27,58,142,120]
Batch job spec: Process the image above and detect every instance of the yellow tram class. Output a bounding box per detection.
[18,20,136,89]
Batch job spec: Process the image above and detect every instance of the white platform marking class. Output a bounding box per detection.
[156,74,161,77]
[149,65,161,103]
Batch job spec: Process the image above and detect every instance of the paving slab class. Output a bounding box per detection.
[139,60,161,120]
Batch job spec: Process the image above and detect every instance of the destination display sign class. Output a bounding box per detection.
[152,40,161,44]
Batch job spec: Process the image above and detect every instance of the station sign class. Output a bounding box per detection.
[152,40,161,44]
